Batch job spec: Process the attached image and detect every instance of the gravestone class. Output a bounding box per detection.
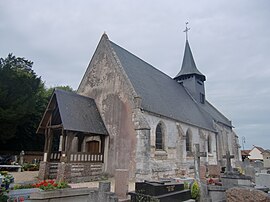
[221,150,252,188]
[193,144,207,182]
[128,180,192,202]
[208,165,221,178]
[253,161,263,173]
[255,173,270,189]
[200,165,207,181]
[244,165,256,182]
[88,182,119,202]
[223,151,234,174]
[115,169,129,200]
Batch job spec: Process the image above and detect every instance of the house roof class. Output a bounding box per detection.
[109,38,232,131]
[37,89,108,135]
[174,40,206,81]
[241,150,251,156]
[253,146,265,153]
[262,149,270,155]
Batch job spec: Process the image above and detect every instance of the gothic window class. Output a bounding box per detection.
[186,129,192,152]
[155,123,164,150]
[208,135,212,153]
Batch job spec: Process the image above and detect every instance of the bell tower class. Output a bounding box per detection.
[174,22,206,104]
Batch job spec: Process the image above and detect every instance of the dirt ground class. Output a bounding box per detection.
[10,171,135,192]
[11,171,39,183]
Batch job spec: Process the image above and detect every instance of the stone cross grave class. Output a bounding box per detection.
[223,151,234,173]
[194,144,207,181]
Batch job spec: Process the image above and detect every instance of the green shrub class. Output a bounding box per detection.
[184,181,189,189]
[0,187,9,201]
[13,184,34,190]
[191,180,200,200]
[22,163,39,171]
[0,171,8,176]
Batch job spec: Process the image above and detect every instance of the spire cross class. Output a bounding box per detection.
[183,22,190,40]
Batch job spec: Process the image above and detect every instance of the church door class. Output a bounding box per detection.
[87,141,100,154]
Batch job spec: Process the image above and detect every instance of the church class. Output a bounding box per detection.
[37,32,241,182]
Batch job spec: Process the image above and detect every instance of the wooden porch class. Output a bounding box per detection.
[36,89,109,181]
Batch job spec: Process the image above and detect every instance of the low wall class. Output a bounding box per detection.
[30,187,92,202]
[208,185,226,202]
[255,173,270,188]
[30,182,118,202]
[57,162,104,183]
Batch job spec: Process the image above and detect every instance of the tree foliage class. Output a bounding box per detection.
[0,53,74,151]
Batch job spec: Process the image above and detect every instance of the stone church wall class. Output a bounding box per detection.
[142,111,218,179]
[77,36,138,178]
[215,123,240,167]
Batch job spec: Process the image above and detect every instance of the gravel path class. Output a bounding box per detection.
[11,171,39,183]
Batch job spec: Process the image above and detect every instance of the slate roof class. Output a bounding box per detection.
[253,146,265,153]
[200,101,232,127]
[54,89,108,135]
[109,39,232,131]
[241,150,251,156]
[110,42,217,131]
[174,40,206,81]
[262,149,270,154]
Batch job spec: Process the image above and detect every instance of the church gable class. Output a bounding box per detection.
[77,34,140,175]
[78,33,137,100]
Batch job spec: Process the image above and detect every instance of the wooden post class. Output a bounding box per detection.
[65,132,75,162]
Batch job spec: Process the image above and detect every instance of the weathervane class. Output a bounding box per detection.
[183,22,190,40]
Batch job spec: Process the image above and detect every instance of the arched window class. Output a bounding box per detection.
[207,135,212,153]
[155,123,163,150]
[186,129,192,152]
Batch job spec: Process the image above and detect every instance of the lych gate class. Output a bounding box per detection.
[36,89,108,182]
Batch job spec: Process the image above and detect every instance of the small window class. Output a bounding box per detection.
[200,93,205,104]
[207,135,212,153]
[155,123,163,150]
[186,129,192,152]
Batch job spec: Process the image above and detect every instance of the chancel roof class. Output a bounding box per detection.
[109,38,232,131]
[37,89,108,135]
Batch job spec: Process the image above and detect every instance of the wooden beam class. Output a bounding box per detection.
[40,124,62,129]
[47,124,63,129]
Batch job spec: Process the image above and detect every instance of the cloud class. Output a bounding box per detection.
[0,0,269,149]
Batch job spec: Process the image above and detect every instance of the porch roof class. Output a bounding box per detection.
[37,89,108,135]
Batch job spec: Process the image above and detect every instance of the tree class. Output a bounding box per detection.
[45,85,74,99]
[0,53,75,151]
[0,54,45,150]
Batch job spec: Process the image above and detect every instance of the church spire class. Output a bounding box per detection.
[174,23,206,104]
[174,23,206,82]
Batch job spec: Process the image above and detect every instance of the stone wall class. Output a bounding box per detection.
[143,111,218,179]
[30,182,118,202]
[215,123,240,167]
[77,34,138,179]
[57,162,103,183]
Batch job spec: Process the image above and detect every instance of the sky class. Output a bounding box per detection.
[0,0,269,150]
